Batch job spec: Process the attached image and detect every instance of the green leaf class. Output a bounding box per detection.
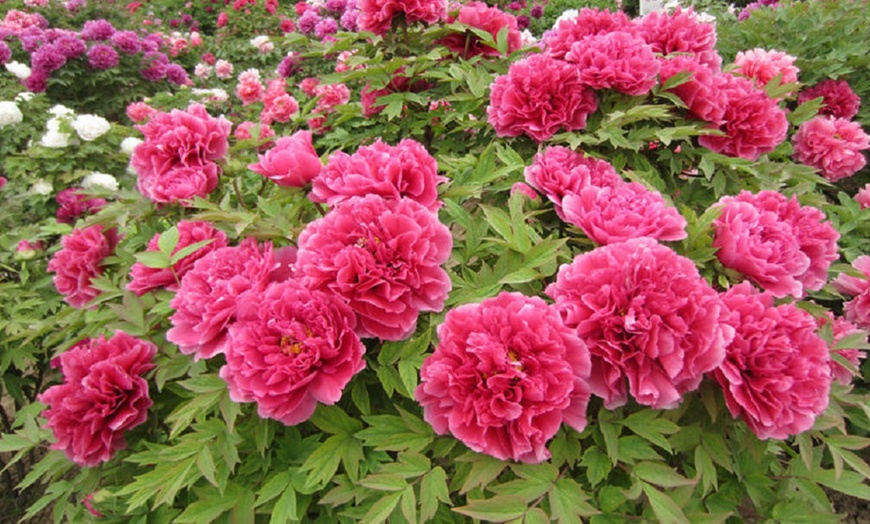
[134,250,171,269]
[400,485,417,524]
[582,447,612,487]
[256,472,293,507]
[420,467,450,523]
[269,484,298,524]
[548,478,599,523]
[359,473,408,492]
[361,491,403,524]
[169,238,216,264]
[158,226,180,255]
[633,462,696,488]
[459,453,507,494]
[620,411,679,453]
[196,447,218,487]
[641,482,690,524]
[310,405,364,436]
[300,435,350,490]
[524,508,550,524]
[174,496,237,523]
[453,495,527,522]
[357,413,433,453]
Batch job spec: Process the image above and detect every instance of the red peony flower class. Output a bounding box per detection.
[48,225,119,309]
[565,31,660,97]
[296,195,452,341]
[127,221,229,295]
[561,181,687,245]
[55,187,107,225]
[792,116,870,182]
[416,292,592,463]
[220,280,365,425]
[440,2,522,59]
[357,0,446,36]
[523,146,621,220]
[542,7,635,61]
[714,282,831,440]
[487,53,598,143]
[697,73,788,160]
[635,6,721,69]
[546,238,730,409]
[248,131,322,187]
[39,331,156,467]
[712,190,840,298]
[311,139,445,212]
[167,239,285,360]
[131,103,231,205]
[732,48,799,90]
[798,79,861,120]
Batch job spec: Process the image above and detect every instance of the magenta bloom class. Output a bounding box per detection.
[296,195,452,341]
[635,7,721,68]
[659,56,724,123]
[714,282,831,440]
[542,8,635,61]
[311,139,445,212]
[523,146,621,220]
[798,79,861,120]
[565,31,660,97]
[357,0,446,35]
[697,74,788,160]
[712,190,839,298]
[48,225,119,309]
[546,238,730,410]
[131,103,231,205]
[440,2,522,59]
[127,221,229,295]
[221,280,365,425]
[86,44,119,70]
[39,331,156,467]
[416,292,592,463]
[833,256,870,330]
[561,182,687,245]
[249,131,322,187]
[732,48,799,90]
[167,239,282,360]
[792,116,870,182]
[488,53,598,143]
[55,187,107,224]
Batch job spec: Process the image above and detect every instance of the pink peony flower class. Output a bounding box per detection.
[314,83,351,112]
[261,94,299,124]
[220,280,365,425]
[48,225,119,309]
[236,70,264,105]
[856,183,870,209]
[126,101,157,123]
[561,182,687,245]
[542,7,635,61]
[357,0,446,36]
[546,238,731,410]
[659,56,724,123]
[55,187,107,224]
[131,103,231,205]
[697,73,789,160]
[248,131,322,187]
[510,182,538,200]
[732,48,799,90]
[439,2,522,59]
[39,331,156,467]
[798,79,861,120]
[311,139,445,212]
[635,7,721,69]
[296,195,452,341]
[523,146,621,220]
[792,116,870,182]
[214,59,233,79]
[416,292,592,463]
[714,282,831,440]
[712,190,839,298]
[167,239,284,360]
[487,53,598,143]
[565,31,660,97]
[816,313,867,386]
[127,221,229,295]
[833,256,870,330]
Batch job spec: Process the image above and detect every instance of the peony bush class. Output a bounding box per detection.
[1,0,870,522]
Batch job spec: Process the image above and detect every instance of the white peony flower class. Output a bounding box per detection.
[521,30,536,47]
[40,129,71,148]
[71,114,111,141]
[553,9,579,28]
[120,136,143,155]
[5,61,31,79]
[194,63,213,79]
[14,92,35,103]
[30,180,53,195]
[82,172,119,192]
[250,35,274,53]
[0,101,23,128]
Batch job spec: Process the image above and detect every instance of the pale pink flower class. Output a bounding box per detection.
[126,101,157,123]
[214,59,233,79]
[732,48,799,90]
[856,184,870,209]
[416,292,592,463]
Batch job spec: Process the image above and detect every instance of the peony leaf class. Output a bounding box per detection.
[548,478,599,522]
[268,484,298,524]
[453,495,527,522]
[360,491,403,524]
[400,485,417,524]
[641,482,690,524]
[168,238,215,264]
[255,471,293,508]
[420,467,450,523]
[633,461,697,488]
[157,225,180,255]
[582,446,611,488]
[134,250,172,269]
